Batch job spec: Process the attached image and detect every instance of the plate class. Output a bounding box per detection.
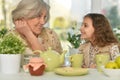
[54,67,89,76]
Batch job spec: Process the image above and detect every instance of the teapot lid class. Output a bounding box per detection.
[44,47,59,55]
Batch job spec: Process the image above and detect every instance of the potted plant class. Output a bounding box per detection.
[67,27,81,55]
[0,30,25,74]
[67,32,81,49]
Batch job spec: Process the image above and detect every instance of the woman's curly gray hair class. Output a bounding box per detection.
[12,0,50,23]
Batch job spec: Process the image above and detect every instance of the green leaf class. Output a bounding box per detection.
[67,33,81,48]
[0,32,26,54]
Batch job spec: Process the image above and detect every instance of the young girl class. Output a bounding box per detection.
[79,13,120,68]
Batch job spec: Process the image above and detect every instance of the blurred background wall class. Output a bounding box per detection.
[1,0,120,50]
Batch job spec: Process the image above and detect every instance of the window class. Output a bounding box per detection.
[49,0,91,49]
[1,0,120,49]
[101,0,120,40]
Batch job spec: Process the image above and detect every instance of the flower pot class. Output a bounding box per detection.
[0,54,21,74]
[68,46,79,55]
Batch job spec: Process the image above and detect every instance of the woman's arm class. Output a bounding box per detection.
[14,20,45,52]
[24,32,45,51]
[45,28,63,53]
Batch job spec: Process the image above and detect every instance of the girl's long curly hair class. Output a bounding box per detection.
[84,13,119,47]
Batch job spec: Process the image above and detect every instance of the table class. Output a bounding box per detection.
[0,69,119,80]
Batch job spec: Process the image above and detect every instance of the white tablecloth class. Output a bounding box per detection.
[0,69,119,80]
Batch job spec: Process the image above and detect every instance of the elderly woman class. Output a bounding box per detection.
[12,0,62,56]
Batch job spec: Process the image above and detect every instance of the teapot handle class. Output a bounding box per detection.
[33,50,43,54]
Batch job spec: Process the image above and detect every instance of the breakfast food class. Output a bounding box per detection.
[105,56,120,69]
[105,61,119,69]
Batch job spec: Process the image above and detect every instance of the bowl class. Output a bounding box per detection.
[101,66,120,77]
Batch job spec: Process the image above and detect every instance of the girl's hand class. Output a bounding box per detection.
[89,64,96,68]
[82,64,96,68]
[82,65,88,68]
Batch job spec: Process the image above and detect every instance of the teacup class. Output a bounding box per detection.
[70,54,83,68]
[95,53,110,72]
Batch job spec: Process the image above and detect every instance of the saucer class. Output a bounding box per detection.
[54,67,89,76]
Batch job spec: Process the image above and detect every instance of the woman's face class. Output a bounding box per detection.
[80,17,95,42]
[27,10,47,36]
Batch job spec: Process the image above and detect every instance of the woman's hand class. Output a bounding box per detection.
[14,19,32,36]
[14,19,45,51]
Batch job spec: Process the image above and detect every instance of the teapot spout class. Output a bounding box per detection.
[60,50,67,65]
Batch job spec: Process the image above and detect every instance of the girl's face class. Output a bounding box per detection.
[26,10,47,36]
[80,17,95,42]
